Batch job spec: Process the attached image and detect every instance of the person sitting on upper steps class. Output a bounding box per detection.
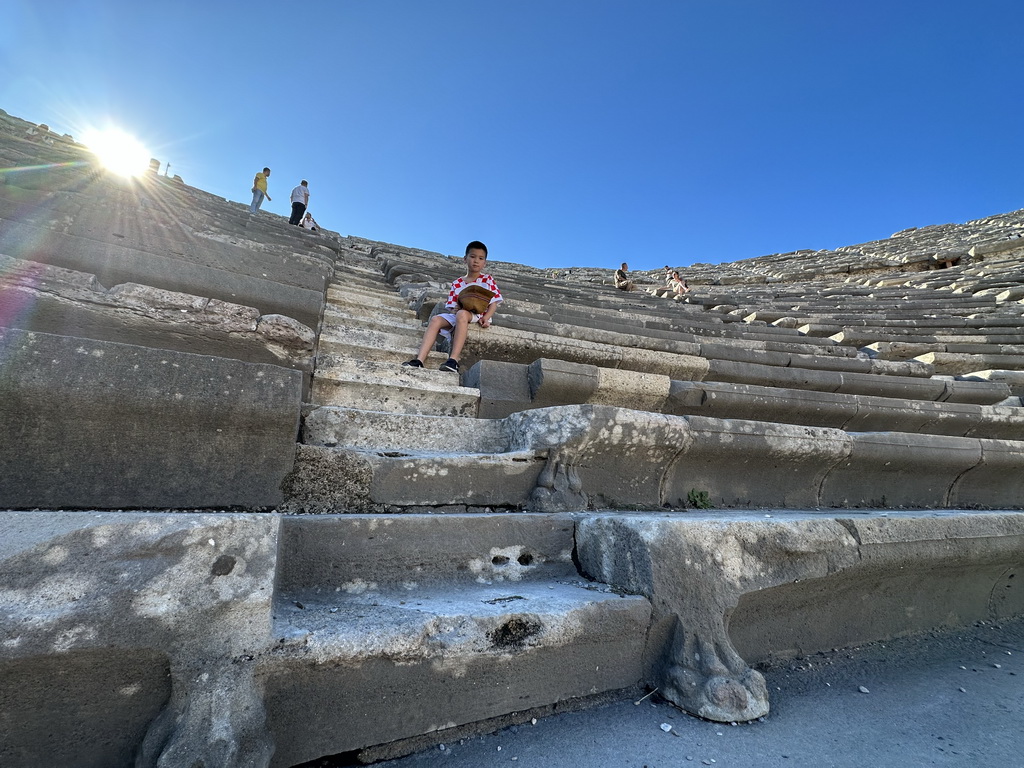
[401,240,503,374]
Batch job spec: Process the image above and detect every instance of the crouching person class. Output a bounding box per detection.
[402,240,502,373]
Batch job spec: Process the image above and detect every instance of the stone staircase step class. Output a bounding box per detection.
[311,357,479,416]
[326,283,411,311]
[303,405,505,451]
[322,304,423,333]
[316,336,430,365]
[318,323,424,355]
[914,351,1024,376]
[264,513,651,766]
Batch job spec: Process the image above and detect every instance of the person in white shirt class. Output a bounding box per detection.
[288,180,310,225]
[301,212,319,231]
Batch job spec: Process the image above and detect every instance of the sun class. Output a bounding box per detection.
[81,127,153,177]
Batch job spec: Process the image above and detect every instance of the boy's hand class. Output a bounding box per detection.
[478,315,492,328]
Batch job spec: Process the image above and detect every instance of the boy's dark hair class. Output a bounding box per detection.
[263,167,271,173]
[465,241,488,257]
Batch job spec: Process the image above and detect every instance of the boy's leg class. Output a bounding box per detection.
[448,310,473,361]
[413,315,453,362]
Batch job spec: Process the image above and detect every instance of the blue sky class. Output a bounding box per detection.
[3,1,1023,272]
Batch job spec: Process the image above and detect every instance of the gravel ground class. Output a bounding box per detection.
[372,617,1024,768]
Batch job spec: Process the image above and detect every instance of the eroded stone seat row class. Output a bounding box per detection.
[291,403,1024,512]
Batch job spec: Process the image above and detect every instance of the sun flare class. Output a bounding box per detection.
[81,127,153,177]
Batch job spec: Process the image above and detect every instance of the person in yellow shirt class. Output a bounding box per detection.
[249,167,271,214]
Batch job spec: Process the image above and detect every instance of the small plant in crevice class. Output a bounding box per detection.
[687,488,712,509]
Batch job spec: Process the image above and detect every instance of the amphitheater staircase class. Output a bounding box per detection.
[262,237,1024,763]
[2,108,1023,768]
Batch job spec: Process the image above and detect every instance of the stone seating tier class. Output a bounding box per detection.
[7,507,1017,764]
[291,404,1024,513]
[0,327,302,509]
[461,358,1021,437]
[4,112,1024,768]
[0,254,317,375]
[0,184,333,329]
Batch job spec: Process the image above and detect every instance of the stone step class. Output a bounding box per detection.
[497,311,870,368]
[310,357,479,416]
[318,322,423,354]
[303,405,505,451]
[326,283,410,311]
[463,358,1020,435]
[265,513,652,767]
[666,380,1024,439]
[866,341,1024,359]
[315,327,436,366]
[831,328,1024,346]
[283,404,1024,514]
[322,303,423,333]
[913,351,1024,376]
[0,215,327,329]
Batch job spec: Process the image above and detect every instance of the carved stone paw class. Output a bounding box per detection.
[662,663,769,722]
[529,451,587,512]
[136,664,273,768]
[659,630,769,722]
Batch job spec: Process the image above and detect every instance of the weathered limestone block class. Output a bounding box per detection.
[284,404,1024,513]
[729,509,1024,656]
[467,358,672,419]
[265,514,652,766]
[302,405,506,452]
[964,368,1024,397]
[0,217,329,328]
[592,365,672,411]
[528,357,601,406]
[575,514,858,721]
[969,239,1024,258]
[917,351,1024,375]
[666,380,1024,439]
[949,438,1024,507]
[0,511,279,768]
[0,255,316,371]
[819,432,982,508]
[463,359,534,418]
[667,380,859,429]
[458,324,712,382]
[310,357,480,416]
[576,511,1024,722]
[0,328,302,509]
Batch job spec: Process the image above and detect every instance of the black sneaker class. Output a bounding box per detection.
[401,358,424,368]
[439,358,459,373]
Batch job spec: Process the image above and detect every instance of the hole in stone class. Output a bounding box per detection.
[518,553,534,566]
[492,555,510,565]
[488,617,542,648]
[210,554,236,577]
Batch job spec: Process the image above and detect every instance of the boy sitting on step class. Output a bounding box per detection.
[402,241,503,374]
